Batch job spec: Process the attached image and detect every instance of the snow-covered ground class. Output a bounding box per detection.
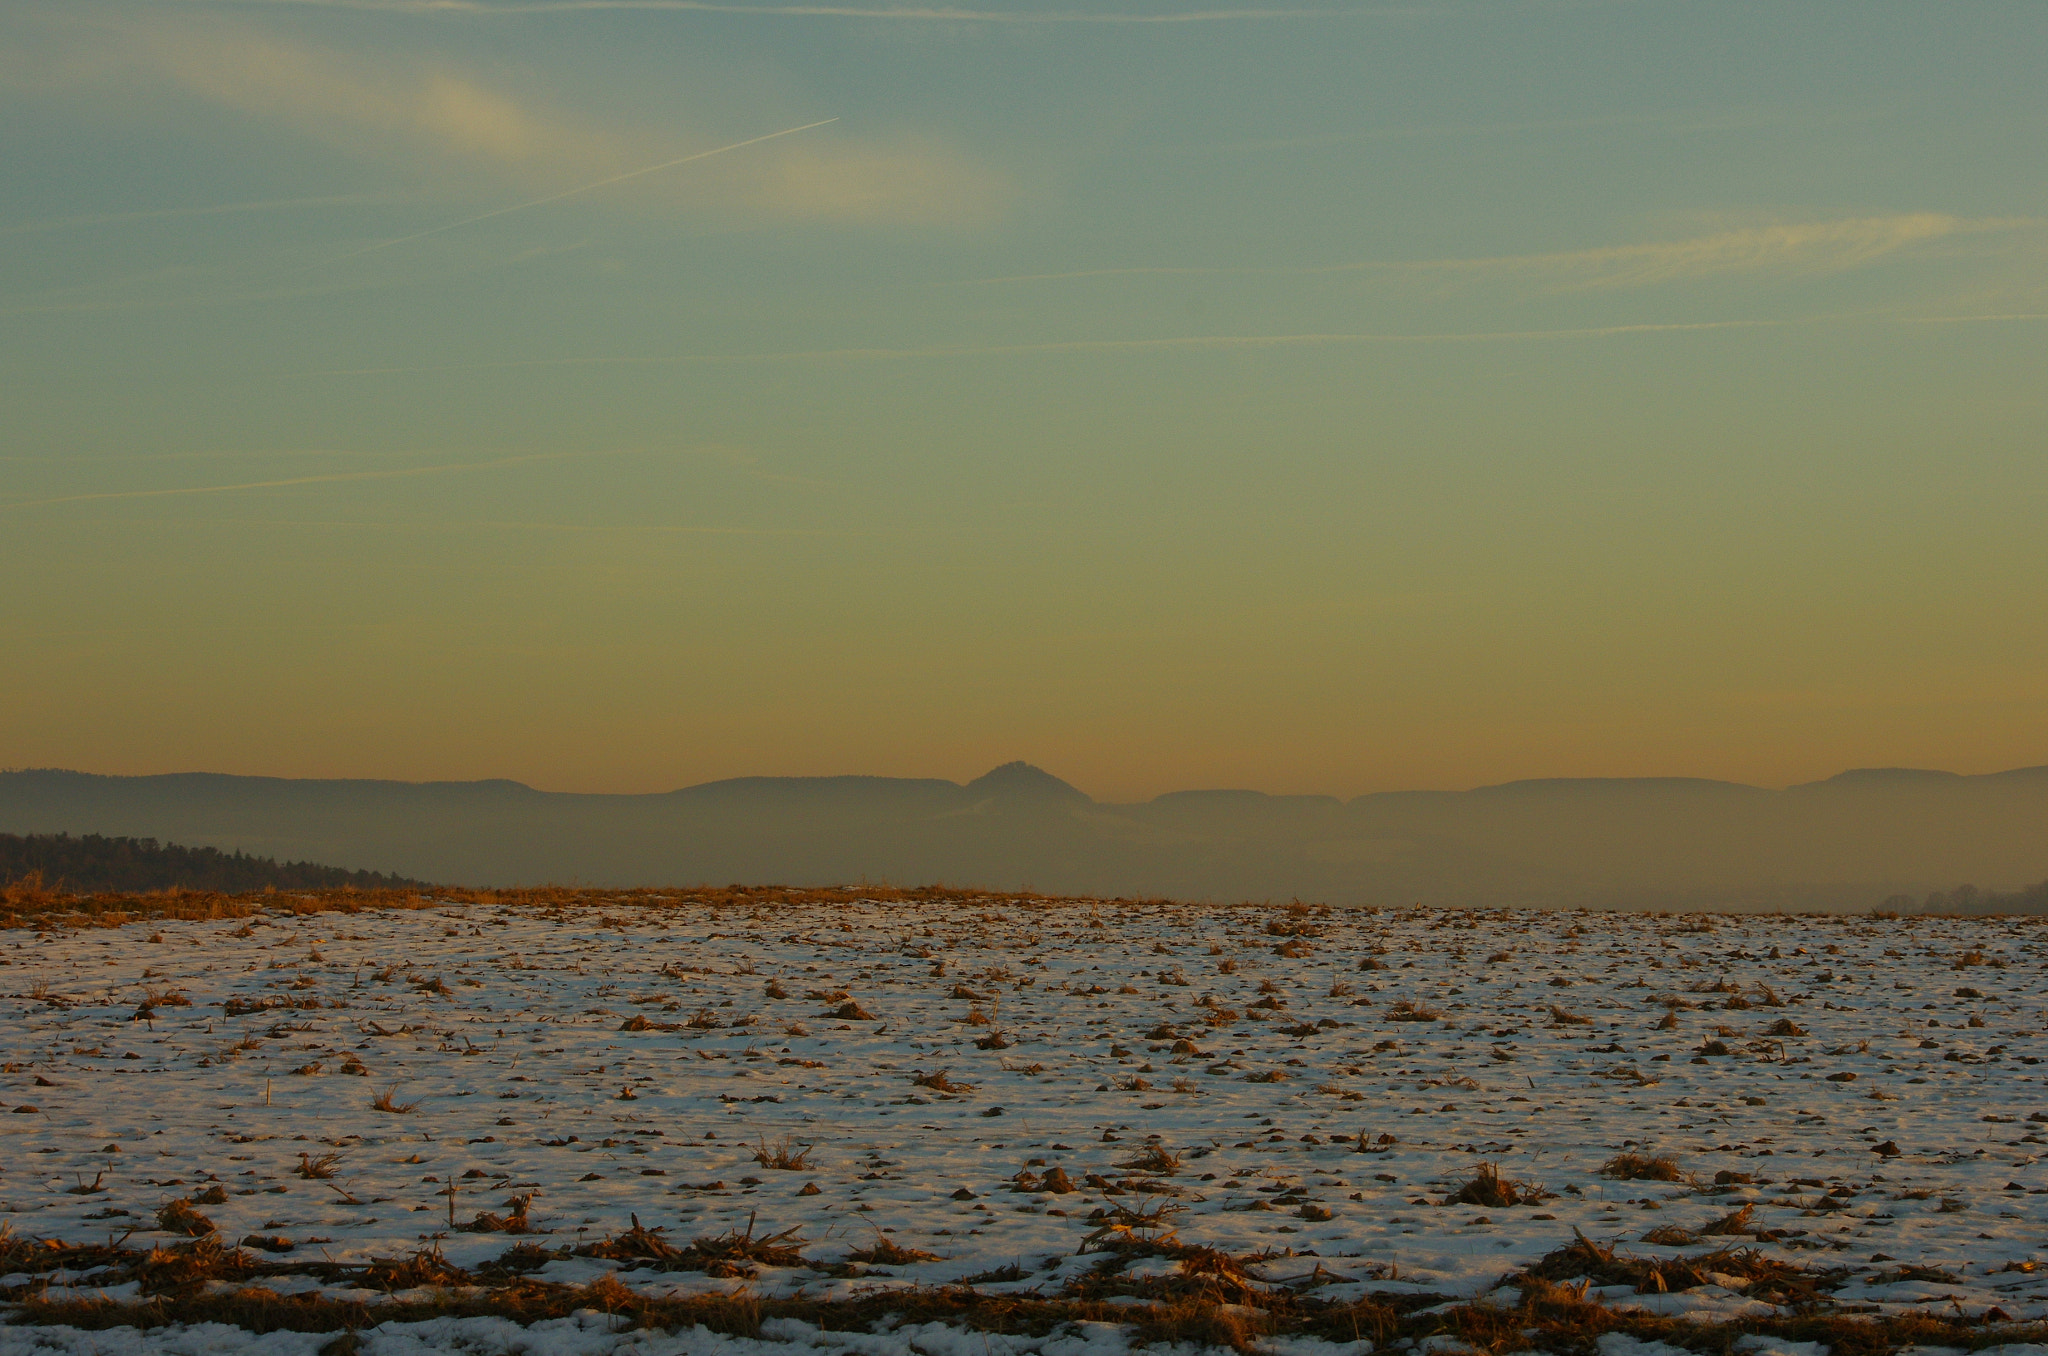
[4,897,2046,1352]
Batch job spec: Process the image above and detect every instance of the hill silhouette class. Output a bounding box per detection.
[2,761,2045,909]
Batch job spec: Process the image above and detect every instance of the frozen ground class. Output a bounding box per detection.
[3,896,2046,1352]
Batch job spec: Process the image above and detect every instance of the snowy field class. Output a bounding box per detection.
[3,893,2047,1354]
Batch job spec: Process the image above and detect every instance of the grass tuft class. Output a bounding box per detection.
[369,1085,418,1114]
[752,1135,815,1171]
[1600,1152,1691,1183]
[847,1234,944,1266]
[1446,1162,1550,1207]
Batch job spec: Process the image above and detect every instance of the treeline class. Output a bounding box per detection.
[1881,880,2048,915]
[0,832,421,896]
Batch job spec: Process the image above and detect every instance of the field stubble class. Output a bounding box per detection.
[3,887,2047,1354]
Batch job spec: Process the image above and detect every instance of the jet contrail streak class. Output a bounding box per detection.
[0,450,595,512]
[324,118,838,264]
[160,0,1358,20]
[282,319,1796,375]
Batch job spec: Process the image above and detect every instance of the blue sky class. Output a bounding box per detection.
[3,0,2045,799]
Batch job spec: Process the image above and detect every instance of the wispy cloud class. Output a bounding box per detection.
[0,238,592,317]
[1410,214,2029,290]
[0,449,611,512]
[1181,104,1833,157]
[11,15,621,173]
[278,306,2048,377]
[2,444,833,513]
[698,319,1795,356]
[320,118,838,264]
[282,319,1793,375]
[7,15,1012,228]
[954,266,1223,285]
[955,215,2039,290]
[138,0,1376,22]
[179,518,852,535]
[1902,311,2048,325]
[0,192,408,237]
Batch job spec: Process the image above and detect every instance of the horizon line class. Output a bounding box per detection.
[7,759,2047,804]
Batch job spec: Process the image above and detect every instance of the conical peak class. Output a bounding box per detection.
[963,761,1091,804]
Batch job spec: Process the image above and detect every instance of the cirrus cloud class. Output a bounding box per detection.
[2,12,1013,228]
[1410,213,2031,290]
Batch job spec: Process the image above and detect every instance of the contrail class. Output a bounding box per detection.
[323,117,838,265]
[162,0,1359,21]
[0,450,598,513]
[2,193,402,237]
[282,319,1797,375]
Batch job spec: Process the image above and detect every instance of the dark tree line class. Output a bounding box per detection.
[0,832,420,895]
[1881,879,2048,915]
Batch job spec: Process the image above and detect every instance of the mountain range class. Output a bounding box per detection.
[3,761,2045,909]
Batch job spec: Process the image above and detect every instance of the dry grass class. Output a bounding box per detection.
[0,881,1119,933]
[296,1152,343,1180]
[4,1221,2045,1356]
[1548,1004,1592,1026]
[911,1068,974,1094]
[579,1212,807,1278]
[1516,1233,1828,1307]
[847,1234,943,1266]
[1446,1162,1549,1207]
[1080,1198,1188,1254]
[1698,1203,1757,1236]
[457,1195,537,1235]
[1115,1145,1183,1176]
[1385,999,1441,1022]
[369,1085,418,1114]
[751,1136,815,1171]
[155,1199,217,1236]
[1600,1152,1691,1183]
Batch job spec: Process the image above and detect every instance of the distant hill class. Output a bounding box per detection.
[0,831,421,895]
[2,762,2045,909]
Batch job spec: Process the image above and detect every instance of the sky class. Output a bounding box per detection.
[2,0,2045,803]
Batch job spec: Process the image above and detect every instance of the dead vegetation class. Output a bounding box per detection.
[1600,1152,1692,1183]
[751,1136,815,1171]
[1516,1231,1829,1306]
[911,1068,974,1094]
[1445,1162,1550,1207]
[576,1212,807,1278]
[369,1085,418,1114]
[13,887,2048,1356]
[1115,1145,1183,1176]
[1,1221,2040,1356]
[846,1234,943,1266]
[455,1195,536,1235]
[154,1199,216,1237]
[0,882,1120,932]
